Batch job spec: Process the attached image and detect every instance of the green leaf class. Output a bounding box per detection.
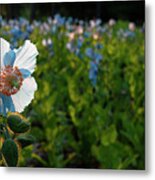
[101,125,117,146]
[91,142,137,169]
[68,105,79,126]
[7,113,30,133]
[2,139,18,167]
[16,134,35,148]
[68,78,80,103]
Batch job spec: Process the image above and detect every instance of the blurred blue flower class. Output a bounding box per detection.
[84,31,91,38]
[85,48,93,58]
[26,25,33,33]
[10,27,22,39]
[94,53,102,64]
[77,38,83,48]
[85,46,103,85]
[124,30,135,38]
[54,14,65,26]
[85,48,103,63]
[51,25,57,34]
[89,61,98,86]
[66,17,73,24]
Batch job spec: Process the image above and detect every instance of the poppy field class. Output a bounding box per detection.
[0,14,145,169]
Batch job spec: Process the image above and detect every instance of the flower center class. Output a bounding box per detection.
[0,66,23,96]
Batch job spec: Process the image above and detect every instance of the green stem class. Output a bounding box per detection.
[0,123,10,140]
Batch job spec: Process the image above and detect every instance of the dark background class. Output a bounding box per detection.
[0,1,145,24]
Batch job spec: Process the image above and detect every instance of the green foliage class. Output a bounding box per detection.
[0,20,144,169]
[2,139,18,167]
[16,135,35,148]
[7,113,30,134]
[0,114,35,167]
[101,125,117,146]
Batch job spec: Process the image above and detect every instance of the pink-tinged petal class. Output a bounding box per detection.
[13,40,39,74]
[0,38,11,68]
[11,77,37,113]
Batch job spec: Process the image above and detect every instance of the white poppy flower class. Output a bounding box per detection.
[0,38,39,115]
